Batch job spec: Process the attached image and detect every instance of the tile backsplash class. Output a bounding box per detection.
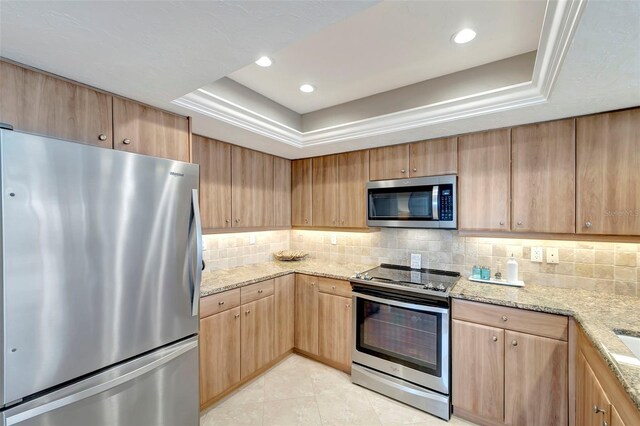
[203,228,638,297]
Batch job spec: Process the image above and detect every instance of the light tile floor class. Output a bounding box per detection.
[200,354,477,426]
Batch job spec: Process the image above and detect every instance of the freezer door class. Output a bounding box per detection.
[2,336,199,426]
[1,130,201,404]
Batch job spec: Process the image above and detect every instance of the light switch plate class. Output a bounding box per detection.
[331,234,337,245]
[531,247,544,263]
[249,234,256,245]
[411,253,422,269]
[547,248,559,264]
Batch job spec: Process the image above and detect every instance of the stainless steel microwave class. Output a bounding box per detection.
[366,175,457,229]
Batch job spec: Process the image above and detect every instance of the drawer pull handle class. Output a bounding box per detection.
[245,310,251,315]
[234,314,240,319]
[492,336,498,342]
[218,301,224,305]
[501,315,508,322]
[258,290,263,294]
[593,405,606,414]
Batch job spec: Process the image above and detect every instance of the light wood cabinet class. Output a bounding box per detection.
[294,274,319,355]
[577,351,610,426]
[240,295,275,379]
[458,129,511,231]
[369,144,409,180]
[273,156,292,227]
[318,293,352,370]
[199,307,240,407]
[292,159,313,226]
[231,146,274,228]
[312,155,339,227]
[611,406,626,426]
[577,109,640,235]
[338,150,369,228]
[0,60,113,147]
[409,137,457,177]
[504,330,568,425]
[113,97,189,162]
[192,135,232,229]
[275,274,295,357]
[452,319,504,422]
[512,119,575,233]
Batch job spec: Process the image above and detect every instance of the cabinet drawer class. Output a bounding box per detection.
[241,279,275,304]
[452,299,568,341]
[201,288,240,318]
[318,277,352,298]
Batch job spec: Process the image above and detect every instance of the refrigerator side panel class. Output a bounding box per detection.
[1,130,199,404]
[0,131,4,406]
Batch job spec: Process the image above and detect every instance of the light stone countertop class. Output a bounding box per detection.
[450,278,640,411]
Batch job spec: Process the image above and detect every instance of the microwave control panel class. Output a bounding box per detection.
[440,185,454,221]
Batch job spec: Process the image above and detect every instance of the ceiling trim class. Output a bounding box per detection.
[173,0,586,148]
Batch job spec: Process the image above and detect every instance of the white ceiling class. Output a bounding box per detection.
[228,0,546,114]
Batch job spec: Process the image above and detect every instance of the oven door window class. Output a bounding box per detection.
[368,186,434,221]
[356,297,442,377]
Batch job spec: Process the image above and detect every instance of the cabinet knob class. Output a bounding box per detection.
[492,336,498,342]
[311,282,315,287]
[245,310,251,315]
[346,304,351,308]
[332,286,336,290]
[501,315,508,322]
[511,340,518,347]
[98,134,107,141]
[517,221,523,226]
[412,168,417,172]
[122,138,131,145]
[304,219,309,224]
[593,405,606,414]
[235,219,240,223]
[225,219,230,223]
[218,301,224,305]
[499,220,505,226]
[234,314,240,319]
[585,220,592,228]
[341,220,345,225]
[258,289,263,294]
[401,169,406,174]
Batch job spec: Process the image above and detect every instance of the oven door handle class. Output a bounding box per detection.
[352,291,449,314]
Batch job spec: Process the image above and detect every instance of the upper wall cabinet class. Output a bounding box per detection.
[458,129,511,231]
[512,119,575,234]
[0,61,113,147]
[577,109,640,236]
[409,137,457,177]
[369,144,409,180]
[113,97,190,162]
[338,150,369,228]
[273,156,292,228]
[192,135,232,230]
[231,146,274,228]
[291,159,313,227]
[312,155,340,227]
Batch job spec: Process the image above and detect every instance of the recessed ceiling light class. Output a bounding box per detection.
[453,28,476,44]
[299,84,315,93]
[255,56,273,67]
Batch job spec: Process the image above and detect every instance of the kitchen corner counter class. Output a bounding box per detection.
[450,278,640,410]
[199,259,375,297]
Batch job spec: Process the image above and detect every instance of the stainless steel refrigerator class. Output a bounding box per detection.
[0,129,202,426]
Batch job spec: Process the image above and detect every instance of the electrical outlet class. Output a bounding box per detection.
[249,234,256,245]
[547,248,559,264]
[202,240,207,251]
[531,247,544,263]
[331,234,337,245]
[411,253,422,269]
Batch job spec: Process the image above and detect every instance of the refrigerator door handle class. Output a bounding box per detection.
[5,338,198,426]
[191,188,203,316]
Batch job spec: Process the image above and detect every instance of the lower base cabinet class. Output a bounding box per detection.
[240,295,275,379]
[318,293,352,369]
[294,274,319,355]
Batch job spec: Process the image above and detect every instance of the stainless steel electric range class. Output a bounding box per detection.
[350,264,460,421]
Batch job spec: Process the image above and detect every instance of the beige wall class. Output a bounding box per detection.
[202,230,289,270]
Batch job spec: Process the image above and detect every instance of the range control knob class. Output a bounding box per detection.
[425,281,434,289]
[363,273,371,281]
[354,272,362,279]
[437,283,446,292]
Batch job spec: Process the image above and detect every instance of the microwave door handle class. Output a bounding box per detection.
[432,185,439,220]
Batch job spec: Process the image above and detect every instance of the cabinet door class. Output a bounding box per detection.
[504,331,568,425]
[611,405,626,426]
[577,109,640,235]
[113,97,189,162]
[458,129,511,231]
[273,156,292,227]
[318,293,352,369]
[0,61,113,147]
[200,307,240,406]
[275,274,295,357]
[240,296,275,379]
[338,150,369,228]
[369,144,409,180]
[512,119,575,233]
[409,137,457,177]
[294,274,319,355]
[577,351,611,426]
[452,319,504,422]
[312,155,339,227]
[231,146,274,228]
[291,158,313,226]
[192,135,232,229]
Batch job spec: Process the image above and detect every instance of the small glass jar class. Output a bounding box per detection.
[472,265,481,279]
[480,266,491,280]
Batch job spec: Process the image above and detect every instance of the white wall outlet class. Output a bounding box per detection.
[547,248,559,264]
[531,247,544,263]
[249,234,256,245]
[202,240,207,251]
[331,234,337,245]
[411,253,422,269]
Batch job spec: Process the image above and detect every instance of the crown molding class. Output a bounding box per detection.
[173,0,586,148]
